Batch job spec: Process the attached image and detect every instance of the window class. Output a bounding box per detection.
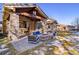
[48,25,50,28]
[19,21,29,28]
[32,11,36,17]
[23,21,27,28]
[36,21,42,29]
[64,27,66,29]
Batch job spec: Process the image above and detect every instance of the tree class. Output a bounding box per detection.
[75,18,79,26]
[72,17,79,29]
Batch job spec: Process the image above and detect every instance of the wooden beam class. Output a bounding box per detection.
[20,12,31,17]
[20,12,44,20]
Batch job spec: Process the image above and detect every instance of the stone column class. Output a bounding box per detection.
[40,20,47,34]
[8,13,19,41]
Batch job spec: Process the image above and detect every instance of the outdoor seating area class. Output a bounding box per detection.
[28,30,55,44]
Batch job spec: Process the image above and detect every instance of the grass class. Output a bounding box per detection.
[57,31,71,37]
[0,37,9,45]
[74,41,79,45]
[0,32,9,45]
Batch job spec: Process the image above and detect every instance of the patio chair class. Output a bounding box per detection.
[28,31,41,44]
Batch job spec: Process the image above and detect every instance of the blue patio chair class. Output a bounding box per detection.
[28,31,41,44]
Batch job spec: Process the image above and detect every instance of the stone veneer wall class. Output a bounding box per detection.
[8,13,19,41]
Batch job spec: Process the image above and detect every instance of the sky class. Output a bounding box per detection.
[0,3,3,22]
[38,3,79,25]
[0,3,79,25]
